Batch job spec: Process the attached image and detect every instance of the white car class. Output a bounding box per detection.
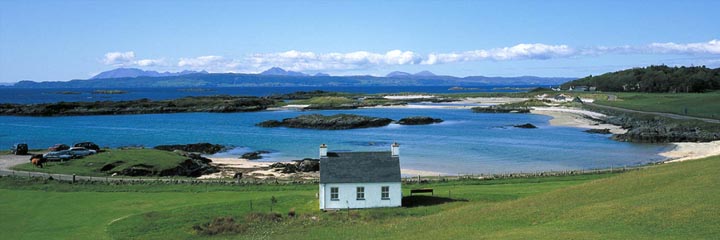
[68,147,97,157]
[43,150,74,161]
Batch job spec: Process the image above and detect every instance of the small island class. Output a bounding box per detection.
[257,114,393,130]
[397,116,444,125]
[92,90,128,94]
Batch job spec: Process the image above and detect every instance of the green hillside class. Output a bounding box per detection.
[561,65,720,93]
[2,155,719,239]
[593,91,720,119]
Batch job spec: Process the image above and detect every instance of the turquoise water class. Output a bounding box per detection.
[0,107,670,174]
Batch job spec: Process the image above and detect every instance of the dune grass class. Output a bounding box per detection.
[11,149,187,177]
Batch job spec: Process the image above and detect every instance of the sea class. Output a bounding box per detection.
[0,86,671,175]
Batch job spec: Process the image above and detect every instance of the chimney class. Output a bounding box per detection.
[391,142,399,157]
[319,144,328,158]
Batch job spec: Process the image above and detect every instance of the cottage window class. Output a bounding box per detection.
[381,186,390,200]
[330,187,339,201]
[356,187,365,200]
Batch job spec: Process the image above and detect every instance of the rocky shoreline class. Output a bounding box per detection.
[0,96,276,116]
[584,106,720,143]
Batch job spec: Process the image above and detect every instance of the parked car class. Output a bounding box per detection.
[43,150,74,161]
[48,144,70,151]
[11,143,28,155]
[74,142,100,151]
[68,147,96,157]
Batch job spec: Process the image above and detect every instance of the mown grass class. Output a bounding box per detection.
[288,156,720,239]
[11,149,187,177]
[0,173,611,239]
[593,91,720,119]
[3,155,719,239]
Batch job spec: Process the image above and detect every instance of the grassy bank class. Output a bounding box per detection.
[12,149,188,177]
[3,155,720,239]
[593,91,720,120]
[1,172,612,239]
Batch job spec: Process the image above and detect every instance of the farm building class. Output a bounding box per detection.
[318,143,402,210]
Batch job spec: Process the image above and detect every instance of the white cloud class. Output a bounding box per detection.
[177,55,241,72]
[101,40,720,73]
[647,39,720,54]
[103,51,135,65]
[102,51,165,67]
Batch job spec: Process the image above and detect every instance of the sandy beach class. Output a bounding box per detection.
[661,140,720,163]
[531,107,627,134]
[199,157,319,180]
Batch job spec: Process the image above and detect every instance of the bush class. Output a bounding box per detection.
[192,217,248,236]
[288,208,296,218]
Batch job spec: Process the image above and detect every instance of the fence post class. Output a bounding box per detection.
[72,174,76,184]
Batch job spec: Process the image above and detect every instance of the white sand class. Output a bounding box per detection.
[661,141,720,163]
[531,107,627,134]
[463,97,529,104]
[383,95,436,100]
[200,157,319,180]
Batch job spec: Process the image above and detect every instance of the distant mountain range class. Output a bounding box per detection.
[10,67,576,88]
[91,68,208,79]
[386,70,437,78]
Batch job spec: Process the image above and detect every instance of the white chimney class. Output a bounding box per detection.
[319,144,328,158]
[391,142,399,157]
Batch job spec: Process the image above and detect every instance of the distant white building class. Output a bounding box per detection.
[318,143,402,210]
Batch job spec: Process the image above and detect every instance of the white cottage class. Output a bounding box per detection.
[318,143,402,210]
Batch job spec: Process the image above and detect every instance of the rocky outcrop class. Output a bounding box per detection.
[397,116,443,125]
[257,114,393,130]
[584,106,720,143]
[269,159,320,173]
[241,150,270,160]
[513,123,537,129]
[611,124,720,143]
[584,128,611,134]
[471,106,530,113]
[154,143,226,154]
[103,150,218,177]
[0,96,276,116]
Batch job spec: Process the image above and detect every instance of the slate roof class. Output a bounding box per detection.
[320,151,401,183]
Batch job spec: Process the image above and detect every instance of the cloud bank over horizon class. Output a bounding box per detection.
[103,39,720,74]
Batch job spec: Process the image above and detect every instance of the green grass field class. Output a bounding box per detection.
[592,92,720,119]
[12,149,188,177]
[2,155,719,239]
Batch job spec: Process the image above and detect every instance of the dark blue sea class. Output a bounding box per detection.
[0,86,534,104]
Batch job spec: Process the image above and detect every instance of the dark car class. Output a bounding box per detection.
[11,143,28,155]
[48,144,70,151]
[74,142,100,151]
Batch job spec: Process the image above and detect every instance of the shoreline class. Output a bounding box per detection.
[2,95,718,179]
[530,107,627,134]
[660,140,720,163]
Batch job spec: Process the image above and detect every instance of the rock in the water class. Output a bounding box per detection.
[257,114,393,130]
[397,116,443,125]
[241,150,270,160]
[585,128,611,134]
[513,123,537,129]
[154,143,225,154]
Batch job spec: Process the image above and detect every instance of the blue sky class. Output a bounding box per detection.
[1,0,719,82]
